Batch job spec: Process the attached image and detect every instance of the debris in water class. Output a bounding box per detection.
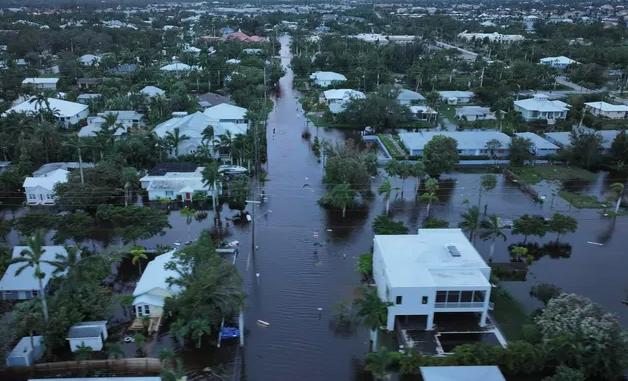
[587,241,604,246]
[257,320,270,327]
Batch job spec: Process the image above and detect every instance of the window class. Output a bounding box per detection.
[143,305,150,315]
[461,291,473,303]
[165,191,174,196]
[474,290,486,303]
[436,291,446,303]
[28,194,35,200]
[447,291,460,303]
[31,290,38,297]
[422,296,428,304]
[395,296,402,305]
[46,194,53,199]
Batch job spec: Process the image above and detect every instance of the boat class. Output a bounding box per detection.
[218,165,248,175]
[219,327,240,339]
[256,320,270,327]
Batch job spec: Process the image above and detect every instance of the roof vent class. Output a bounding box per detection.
[447,245,461,257]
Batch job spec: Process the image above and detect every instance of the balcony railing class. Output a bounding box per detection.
[434,302,485,309]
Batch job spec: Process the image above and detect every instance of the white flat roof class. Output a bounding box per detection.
[22,77,59,84]
[399,131,511,151]
[420,366,506,381]
[515,132,559,150]
[585,101,628,112]
[374,229,490,288]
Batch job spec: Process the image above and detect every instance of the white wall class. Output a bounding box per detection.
[25,186,56,205]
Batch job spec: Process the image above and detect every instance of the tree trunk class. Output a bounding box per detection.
[615,196,622,214]
[78,147,85,185]
[342,206,346,218]
[489,240,496,262]
[385,198,390,215]
[38,277,49,322]
[370,328,379,352]
[138,262,142,276]
[426,202,432,217]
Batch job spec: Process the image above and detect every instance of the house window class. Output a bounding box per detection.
[143,305,150,315]
[447,291,460,303]
[165,191,174,196]
[46,194,53,199]
[461,291,473,303]
[436,291,447,303]
[395,296,402,305]
[28,194,36,200]
[31,290,38,297]
[422,296,428,304]
[473,290,486,303]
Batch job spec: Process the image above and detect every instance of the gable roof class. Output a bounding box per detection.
[153,112,212,138]
[309,71,347,82]
[67,321,107,339]
[515,132,559,150]
[203,103,248,121]
[3,98,88,118]
[323,89,365,101]
[132,250,181,303]
[23,168,68,190]
[0,246,68,292]
[140,86,165,97]
[22,78,59,85]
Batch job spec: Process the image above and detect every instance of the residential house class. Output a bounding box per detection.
[197,92,232,109]
[397,89,426,106]
[309,71,347,88]
[457,31,524,43]
[203,103,249,135]
[132,250,182,319]
[584,101,628,119]
[140,85,165,98]
[23,168,69,205]
[32,162,94,177]
[3,97,89,126]
[78,111,144,138]
[420,366,506,381]
[243,48,263,55]
[225,31,265,42]
[545,128,622,153]
[21,77,59,90]
[513,94,569,124]
[78,54,101,66]
[515,132,559,157]
[373,229,492,331]
[160,62,198,73]
[322,89,366,114]
[410,105,438,121]
[539,56,579,69]
[77,78,102,91]
[140,166,211,201]
[0,246,70,300]
[6,336,44,367]
[399,131,511,157]
[455,106,495,121]
[76,93,102,104]
[109,64,138,75]
[438,90,475,105]
[66,321,108,352]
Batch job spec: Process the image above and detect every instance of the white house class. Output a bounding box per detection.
[21,77,59,90]
[397,89,426,106]
[457,31,524,43]
[515,132,559,157]
[420,366,506,381]
[438,90,475,105]
[545,129,622,152]
[513,94,569,124]
[322,89,366,114]
[160,62,198,73]
[3,97,89,126]
[6,336,44,367]
[23,168,69,205]
[584,101,628,119]
[410,105,438,121]
[455,106,495,121]
[309,71,347,87]
[373,229,492,331]
[78,111,144,138]
[132,250,181,319]
[66,321,108,352]
[78,54,101,66]
[140,85,165,98]
[140,166,211,201]
[399,131,511,157]
[0,246,69,300]
[203,103,249,135]
[539,56,579,69]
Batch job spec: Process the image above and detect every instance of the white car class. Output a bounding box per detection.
[218,165,248,175]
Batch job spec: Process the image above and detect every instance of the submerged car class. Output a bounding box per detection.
[218,165,247,175]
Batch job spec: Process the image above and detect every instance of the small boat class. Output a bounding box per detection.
[256,320,270,327]
[218,165,248,175]
[220,327,240,339]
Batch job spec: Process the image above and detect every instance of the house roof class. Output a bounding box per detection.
[203,103,248,121]
[4,97,88,118]
[309,71,347,82]
[437,90,474,99]
[22,77,59,85]
[153,111,212,138]
[140,86,165,97]
[67,321,107,339]
[545,129,621,149]
[515,132,559,150]
[397,89,425,101]
[78,54,101,65]
[399,131,511,152]
[8,336,43,358]
[23,168,68,190]
[141,167,208,194]
[0,246,68,292]
[584,101,628,112]
[410,105,437,114]
[540,56,578,65]
[132,250,181,303]
[455,106,493,117]
[160,62,197,72]
[149,162,198,176]
[97,110,143,121]
[323,89,365,101]
[420,366,506,381]
[374,229,490,288]
[514,94,569,112]
[32,162,94,177]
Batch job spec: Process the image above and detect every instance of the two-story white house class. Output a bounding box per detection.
[23,168,69,206]
[513,94,569,124]
[139,166,212,202]
[373,229,492,331]
[309,71,347,88]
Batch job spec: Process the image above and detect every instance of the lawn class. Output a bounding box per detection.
[307,114,356,129]
[511,165,596,185]
[437,105,457,121]
[491,288,529,341]
[558,190,607,209]
[378,134,407,159]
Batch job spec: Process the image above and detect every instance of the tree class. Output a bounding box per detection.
[479,215,506,261]
[134,333,146,356]
[412,161,425,196]
[202,161,222,221]
[10,231,53,322]
[509,136,535,166]
[547,213,577,242]
[74,344,93,361]
[459,206,480,241]
[51,246,81,275]
[478,174,497,212]
[164,127,190,157]
[530,283,562,305]
[609,182,625,214]
[106,342,124,359]
[188,319,212,349]
[485,139,503,164]
[509,245,529,263]
[354,286,391,351]
[610,131,628,172]
[378,178,392,215]
[324,143,374,192]
[385,161,414,198]
[364,350,393,380]
[373,215,409,235]
[357,252,373,281]
[542,366,586,381]
[567,130,603,170]
[423,135,459,177]
[420,177,439,217]
[512,214,547,243]
[338,87,414,132]
[321,182,355,218]
[130,247,148,276]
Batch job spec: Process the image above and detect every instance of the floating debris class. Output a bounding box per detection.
[587,241,604,246]
[257,320,270,327]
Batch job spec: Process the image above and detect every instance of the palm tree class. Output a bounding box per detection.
[214,130,234,161]
[365,349,393,380]
[11,231,53,322]
[478,174,497,214]
[106,342,124,359]
[63,136,88,184]
[28,94,51,123]
[459,206,480,241]
[354,286,391,352]
[420,177,439,217]
[325,182,355,218]
[188,319,211,348]
[159,348,175,367]
[378,178,392,215]
[202,162,222,225]
[479,215,507,261]
[164,128,190,157]
[413,161,425,197]
[610,182,625,214]
[130,247,148,276]
[51,245,81,276]
[201,126,214,145]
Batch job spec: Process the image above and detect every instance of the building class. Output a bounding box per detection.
[437,91,475,105]
[309,71,347,88]
[420,366,506,381]
[3,97,89,126]
[584,101,628,119]
[139,166,211,201]
[513,94,569,124]
[109,63,138,75]
[76,93,102,104]
[455,106,495,121]
[457,31,524,43]
[410,105,438,121]
[160,62,198,73]
[140,85,165,98]
[225,31,265,43]
[132,250,181,319]
[78,111,144,138]
[66,321,108,352]
[374,229,491,331]
[545,129,622,152]
[397,89,426,106]
[6,336,44,367]
[32,162,94,177]
[153,112,213,157]
[514,132,559,157]
[0,246,69,300]
[322,89,366,114]
[78,54,101,66]
[539,56,579,69]
[203,103,248,134]
[399,131,511,157]
[21,77,59,90]
[23,168,69,205]
[77,78,102,91]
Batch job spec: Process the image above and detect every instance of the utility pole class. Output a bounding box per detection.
[479,67,485,88]
[245,199,261,269]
